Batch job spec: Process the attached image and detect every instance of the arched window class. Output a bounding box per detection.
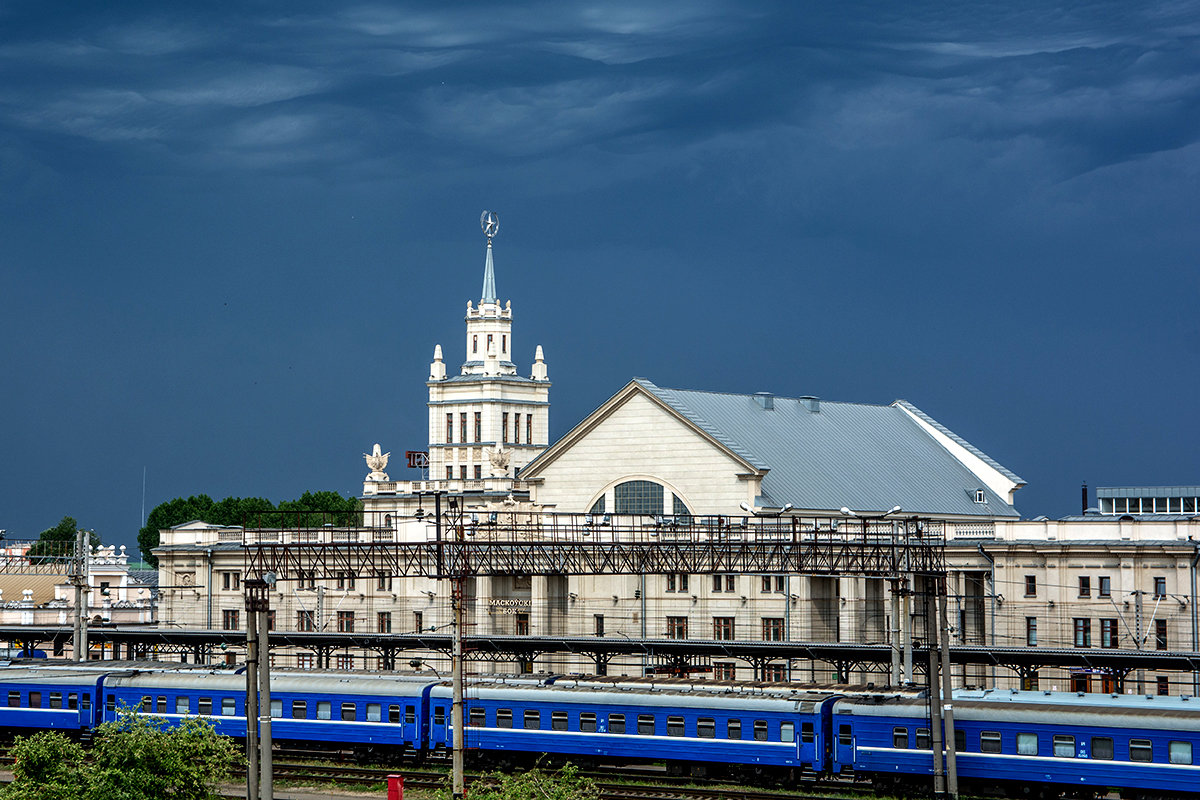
[589,496,605,514]
[614,481,664,515]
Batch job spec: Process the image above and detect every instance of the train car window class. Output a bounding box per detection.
[405,706,415,725]
[954,730,965,752]
[28,692,41,709]
[1017,732,1038,755]
[729,720,743,740]
[271,699,283,718]
[176,697,189,715]
[893,727,909,748]
[609,714,625,734]
[801,722,814,743]
[497,709,512,728]
[388,705,401,724]
[367,703,382,723]
[81,694,90,711]
[1130,739,1152,762]
[523,710,539,729]
[981,731,1001,753]
[50,692,62,709]
[435,707,446,726]
[580,712,597,732]
[222,698,237,716]
[107,696,117,713]
[468,708,485,727]
[638,714,655,735]
[292,700,307,719]
[157,696,167,713]
[838,725,851,746]
[552,711,568,731]
[698,718,716,739]
[1169,741,1192,765]
[781,722,795,743]
[141,696,153,713]
[7,691,18,707]
[1092,737,1114,760]
[198,698,212,716]
[68,693,78,710]
[754,720,768,741]
[916,728,931,750]
[341,703,356,721]
[1053,735,1075,757]
[667,716,685,737]
[317,701,332,720]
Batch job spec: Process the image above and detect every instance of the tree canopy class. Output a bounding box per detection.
[137,491,362,566]
[2,708,240,800]
[438,765,599,800]
[26,516,101,563]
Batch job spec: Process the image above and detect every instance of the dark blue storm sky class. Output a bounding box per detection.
[2,2,1197,552]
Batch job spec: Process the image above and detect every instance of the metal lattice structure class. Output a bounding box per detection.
[243,509,946,581]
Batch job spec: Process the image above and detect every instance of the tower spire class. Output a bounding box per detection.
[480,210,499,304]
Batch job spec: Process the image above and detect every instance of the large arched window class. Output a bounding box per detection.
[588,480,692,518]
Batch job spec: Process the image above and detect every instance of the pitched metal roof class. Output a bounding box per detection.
[636,379,1020,518]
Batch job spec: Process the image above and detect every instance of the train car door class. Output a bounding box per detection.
[834,722,854,773]
[431,702,449,748]
[798,720,818,767]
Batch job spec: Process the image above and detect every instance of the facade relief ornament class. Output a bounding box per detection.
[485,446,511,477]
[364,443,391,481]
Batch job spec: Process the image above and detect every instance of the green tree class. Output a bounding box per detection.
[27,516,101,563]
[438,765,599,800]
[138,491,362,565]
[2,730,88,800]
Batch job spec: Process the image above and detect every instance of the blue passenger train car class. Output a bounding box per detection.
[0,667,97,737]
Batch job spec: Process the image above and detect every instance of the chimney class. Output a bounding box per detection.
[799,396,820,413]
[753,392,774,411]
[1081,482,1088,515]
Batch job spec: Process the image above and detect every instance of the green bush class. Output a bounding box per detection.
[439,764,599,800]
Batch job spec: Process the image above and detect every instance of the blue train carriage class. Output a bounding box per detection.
[431,681,839,782]
[834,689,1200,799]
[0,666,100,738]
[100,670,437,761]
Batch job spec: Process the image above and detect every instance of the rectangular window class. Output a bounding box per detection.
[1130,739,1152,762]
[1079,576,1091,597]
[523,710,540,729]
[593,614,604,637]
[1154,577,1167,598]
[763,663,785,681]
[501,334,506,353]
[713,662,736,680]
[526,414,532,444]
[338,611,355,633]
[1157,676,1170,695]
[894,727,910,748]
[1025,575,1037,596]
[1156,620,1168,650]
[106,696,115,712]
[222,609,239,630]
[292,700,307,719]
[434,707,445,726]
[460,465,467,480]
[725,575,735,592]
[1169,741,1192,765]
[1026,617,1037,646]
[459,412,467,443]
[469,708,485,727]
[156,696,166,713]
[446,466,453,480]
[916,728,931,749]
[336,655,354,670]
[414,611,423,633]
[1017,732,1038,755]
[513,413,520,444]
[221,698,236,716]
[580,712,597,732]
[1053,735,1075,758]
[801,722,814,744]
[7,691,18,707]
[270,699,282,718]
[638,714,655,735]
[667,716,685,737]
[775,575,785,592]
[317,701,331,720]
[198,698,212,716]
[49,692,62,709]
[222,571,240,591]
[781,722,794,743]
[1092,737,1114,760]
[341,703,356,721]
[474,412,481,443]
[376,574,392,591]
[515,612,529,636]
[551,711,568,731]
[1099,576,1111,597]
[502,413,509,443]
[446,413,454,443]
[1074,618,1091,647]
[1101,618,1119,648]
[296,654,314,669]
[713,617,735,640]
[405,706,416,725]
[762,575,771,592]
[762,617,784,641]
[496,709,512,728]
[81,694,90,711]
[378,612,392,633]
[666,616,688,639]
[728,719,742,740]
[839,725,851,746]
[712,574,722,592]
[954,729,965,752]
[698,718,716,738]
[753,720,768,741]
[67,693,77,710]
[365,703,381,722]
[474,464,481,479]
[176,696,190,714]
[388,705,400,724]
[609,713,625,734]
